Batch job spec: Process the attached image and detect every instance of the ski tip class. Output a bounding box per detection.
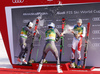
[62,18,65,21]
[88,23,90,25]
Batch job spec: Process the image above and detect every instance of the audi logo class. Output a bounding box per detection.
[56,25,62,28]
[12,0,24,3]
[23,20,30,23]
[92,17,100,21]
[47,0,53,1]
[92,30,100,34]
[92,43,100,47]
[67,44,72,47]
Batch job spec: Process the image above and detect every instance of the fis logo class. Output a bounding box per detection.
[92,43,100,47]
[12,0,24,3]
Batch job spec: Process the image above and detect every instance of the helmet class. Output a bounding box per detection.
[48,22,55,28]
[77,19,82,24]
[28,22,34,28]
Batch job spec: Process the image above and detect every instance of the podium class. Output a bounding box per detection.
[13,62,94,71]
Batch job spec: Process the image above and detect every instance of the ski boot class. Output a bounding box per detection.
[22,58,27,64]
[70,59,76,68]
[77,59,82,68]
[17,58,22,65]
[37,64,43,72]
[57,65,63,73]
[29,59,35,64]
[43,59,47,63]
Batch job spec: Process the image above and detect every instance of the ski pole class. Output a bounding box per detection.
[36,35,41,62]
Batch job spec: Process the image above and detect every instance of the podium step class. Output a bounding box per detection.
[32,63,70,70]
[13,62,94,71]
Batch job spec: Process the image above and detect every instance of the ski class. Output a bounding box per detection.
[60,18,66,62]
[83,23,90,68]
[28,19,39,64]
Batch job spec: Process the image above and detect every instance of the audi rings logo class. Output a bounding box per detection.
[67,44,72,47]
[12,0,24,3]
[56,25,62,28]
[92,17,100,21]
[92,43,100,47]
[92,30,100,34]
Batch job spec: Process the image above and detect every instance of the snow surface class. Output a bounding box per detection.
[0,32,12,68]
[0,32,100,71]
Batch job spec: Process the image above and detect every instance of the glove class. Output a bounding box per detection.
[55,37,60,42]
[22,43,26,49]
[61,33,64,36]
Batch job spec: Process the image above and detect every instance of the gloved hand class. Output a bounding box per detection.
[55,37,60,42]
[33,30,37,36]
[23,43,26,49]
[61,33,64,36]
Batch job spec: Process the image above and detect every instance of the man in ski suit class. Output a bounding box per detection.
[70,19,86,68]
[37,22,63,73]
[61,19,86,68]
[17,22,35,64]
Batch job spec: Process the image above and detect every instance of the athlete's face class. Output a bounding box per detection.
[77,23,82,27]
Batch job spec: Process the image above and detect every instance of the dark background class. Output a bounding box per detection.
[12,3,100,66]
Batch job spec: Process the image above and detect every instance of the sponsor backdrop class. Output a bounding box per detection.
[12,3,100,66]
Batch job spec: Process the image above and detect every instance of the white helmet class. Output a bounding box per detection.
[28,22,34,28]
[77,19,82,24]
[48,22,55,28]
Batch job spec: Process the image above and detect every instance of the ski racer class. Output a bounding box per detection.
[17,22,36,64]
[37,22,63,73]
[61,19,86,68]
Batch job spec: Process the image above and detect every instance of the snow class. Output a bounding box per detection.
[0,32,12,68]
